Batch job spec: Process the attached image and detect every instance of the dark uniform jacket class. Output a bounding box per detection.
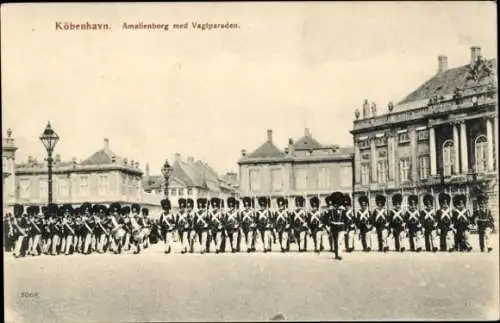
[342,208,356,231]
[472,208,494,231]
[176,210,193,231]
[224,208,240,232]
[274,208,290,232]
[436,208,453,231]
[420,208,436,231]
[356,209,372,232]
[256,208,272,231]
[160,211,176,232]
[209,209,224,232]
[240,208,256,231]
[404,209,421,233]
[452,208,472,232]
[371,208,388,229]
[389,209,405,232]
[194,209,210,232]
[292,208,309,232]
[307,208,323,232]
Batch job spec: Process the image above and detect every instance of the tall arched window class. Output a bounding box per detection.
[475,135,488,172]
[442,140,454,176]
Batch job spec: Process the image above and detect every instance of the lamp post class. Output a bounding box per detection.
[161,159,173,198]
[39,122,59,204]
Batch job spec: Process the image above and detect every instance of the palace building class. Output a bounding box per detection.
[238,128,354,206]
[350,46,498,218]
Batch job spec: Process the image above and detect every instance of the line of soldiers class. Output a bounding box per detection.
[4,202,152,257]
[156,191,495,258]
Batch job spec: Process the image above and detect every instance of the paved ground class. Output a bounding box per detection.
[4,235,499,322]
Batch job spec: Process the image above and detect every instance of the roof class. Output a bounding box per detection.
[293,135,323,150]
[80,147,122,165]
[398,58,496,108]
[247,141,286,158]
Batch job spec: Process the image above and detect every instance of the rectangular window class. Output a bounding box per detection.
[271,168,283,192]
[375,136,388,147]
[249,169,261,193]
[295,169,307,190]
[98,175,108,196]
[59,178,69,197]
[170,188,177,196]
[417,129,429,141]
[187,188,193,196]
[178,188,185,196]
[358,139,370,150]
[419,156,430,180]
[377,160,388,183]
[20,179,30,198]
[443,144,454,176]
[317,167,330,189]
[398,132,410,144]
[399,158,411,182]
[361,163,370,185]
[80,176,89,197]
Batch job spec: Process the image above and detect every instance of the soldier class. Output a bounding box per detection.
[58,204,75,255]
[186,198,196,253]
[452,194,473,252]
[194,198,210,253]
[40,206,51,254]
[436,192,454,252]
[388,193,406,252]
[51,205,64,255]
[274,197,291,252]
[405,194,423,252]
[93,205,108,253]
[12,204,28,257]
[127,206,144,254]
[81,203,94,254]
[223,197,240,253]
[240,197,256,252]
[356,195,372,252]
[209,198,224,253]
[473,194,494,252]
[328,192,344,260]
[372,194,389,252]
[255,197,273,253]
[342,194,356,252]
[292,196,309,252]
[107,203,125,254]
[140,208,151,249]
[26,206,42,256]
[420,194,438,252]
[308,197,323,253]
[159,198,176,253]
[176,198,189,254]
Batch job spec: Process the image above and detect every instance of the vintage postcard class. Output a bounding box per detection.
[2,2,498,322]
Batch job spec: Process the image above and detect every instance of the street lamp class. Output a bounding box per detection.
[39,122,59,204]
[161,159,173,198]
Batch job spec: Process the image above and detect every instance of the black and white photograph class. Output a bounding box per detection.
[2,2,498,322]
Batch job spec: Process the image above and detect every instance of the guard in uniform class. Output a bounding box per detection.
[194,198,210,253]
[140,208,151,249]
[342,194,356,252]
[80,203,94,254]
[107,203,125,254]
[12,204,28,257]
[26,206,42,256]
[186,198,196,253]
[224,197,240,253]
[255,197,273,253]
[372,194,389,252]
[176,198,190,253]
[452,194,472,252]
[274,197,291,252]
[308,197,323,253]
[209,198,224,253]
[473,194,494,252]
[356,195,373,252]
[60,204,76,255]
[239,197,256,252]
[94,205,108,253]
[388,193,406,252]
[41,206,52,254]
[159,199,175,253]
[292,196,309,252]
[405,194,423,252]
[436,192,454,252]
[328,192,344,260]
[420,194,438,252]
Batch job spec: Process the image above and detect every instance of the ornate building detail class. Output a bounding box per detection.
[466,56,494,84]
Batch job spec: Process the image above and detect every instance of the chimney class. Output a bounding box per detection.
[470,46,481,66]
[437,55,448,73]
[288,138,295,155]
[187,156,194,163]
[145,163,150,183]
[111,155,116,163]
[104,138,109,150]
[267,129,273,142]
[241,149,247,157]
[304,128,311,137]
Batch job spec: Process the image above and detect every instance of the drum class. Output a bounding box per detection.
[113,227,126,240]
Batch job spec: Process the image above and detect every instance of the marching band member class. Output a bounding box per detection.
[436,192,454,252]
[473,194,494,252]
[342,194,356,252]
[127,206,143,254]
[140,208,151,249]
[420,194,438,252]
[292,196,309,252]
[388,193,406,252]
[405,194,423,252]
[223,197,240,253]
[12,204,28,258]
[94,205,108,253]
[240,197,256,253]
[176,198,190,254]
[308,196,323,253]
[209,198,224,253]
[194,198,210,254]
[274,197,291,252]
[255,197,273,253]
[371,194,389,252]
[356,195,372,252]
[451,194,473,252]
[328,192,344,260]
[107,203,125,254]
[159,198,176,254]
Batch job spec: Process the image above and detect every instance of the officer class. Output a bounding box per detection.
[308,196,323,253]
[159,199,175,253]
[389,193,406,252]
[209,198,224,253]
[356,195,373,252]
[328,192,344,260]
[452,194,472,252]
[473,194,494,252]
[436,192,454,252]
[224,197,240,253]
[342,194,356,252]
[420,194,438,252]
[255,197,273,253]
[405,194,423,252]
[372,194,389,252]
[274,197,291,252]
[292,196,309,252]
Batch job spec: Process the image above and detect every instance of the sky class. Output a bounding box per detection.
[1,2,497,176]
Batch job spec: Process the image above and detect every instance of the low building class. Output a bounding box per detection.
[350,46,498,219]
[238,128,354,206]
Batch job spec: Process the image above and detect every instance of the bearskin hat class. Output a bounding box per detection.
[121,206,131,215]
[407,194,418,205]
[211,198,221,208]
[131,203,141,214]
[438,192,451,205]
[242,197,253,208]
[331,192,344,206]
[227,197,237,208]
[161,199,171,211]
[109,202,121,214]
[375,194,386,206]
[41,206,48,215]
[142,208,149,216]
[257,196,267,208]
[197,198,207,208]
[344,194,352,207]
[92,204,101,214]
[80,202,92,214]
[277,197,286,207]
[392,193,403,205]
[310,196,320,208]
[358,195,369,206]
[62,204,73,215]
[47,203,58,216]
[295,196,305,207]
[178,198,187,208]
[99,205,108,215]
[14,204,24,217]
[477,194,488,204]
[423,194,434,205]
[186,198,194,208]
[73,207,81,215]
[452,194,466,206]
